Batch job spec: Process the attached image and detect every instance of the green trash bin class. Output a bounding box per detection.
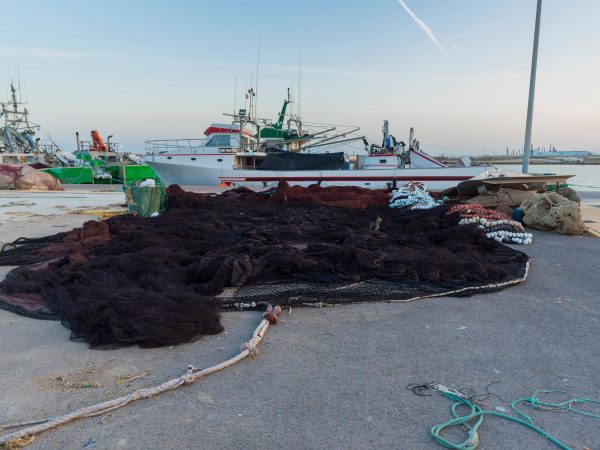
[123,181,166,217]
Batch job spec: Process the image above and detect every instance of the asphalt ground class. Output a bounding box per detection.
[0,191,598,449]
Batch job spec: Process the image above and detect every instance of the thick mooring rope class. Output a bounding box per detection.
[0,305,282,448]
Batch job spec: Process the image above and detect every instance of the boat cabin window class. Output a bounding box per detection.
[206,135,231,147]
[380,159,386,163]
[235,155,265,169]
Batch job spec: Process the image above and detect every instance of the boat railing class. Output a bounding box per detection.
[144,138,266,155]
[144,138,239,155]
[145,138,209,155]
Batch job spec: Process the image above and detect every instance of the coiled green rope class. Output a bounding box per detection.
[431,388,600,450]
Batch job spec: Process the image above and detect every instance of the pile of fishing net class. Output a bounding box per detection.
[271,182,390,208]
[389,182,441,210]
[0,164,61,190]
[0,183,529,348]
[448,204,533,245]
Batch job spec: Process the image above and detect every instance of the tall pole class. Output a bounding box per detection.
[522,0,543,174]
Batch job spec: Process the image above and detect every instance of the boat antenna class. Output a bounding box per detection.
[244,78,248,113]
[233,76,238,117]
[254,37,261,121]
[17,66,22,104]
[17,65,21,103]
[298,48,302,119]
[23,74,28,104]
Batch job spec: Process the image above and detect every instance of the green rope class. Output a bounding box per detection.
[431,388,600,450]
[512,389,600,422]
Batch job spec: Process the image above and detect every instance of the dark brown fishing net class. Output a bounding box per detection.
[0,183,529,348]
[271,182,391,208]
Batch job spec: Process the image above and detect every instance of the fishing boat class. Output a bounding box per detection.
[0,82,53,165]
[144,93,496,192]
[41,130,155,184]
[0,80,157,184]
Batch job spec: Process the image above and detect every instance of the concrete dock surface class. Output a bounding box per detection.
[0,188,599,449]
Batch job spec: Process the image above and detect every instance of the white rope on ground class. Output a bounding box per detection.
[0,305,282,448]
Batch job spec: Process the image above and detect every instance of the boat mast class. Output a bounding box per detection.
[382,120,389,148]
[4,83,30,130]
[247,87,256,151]
[239,110,244,152]
[408,127,415,151]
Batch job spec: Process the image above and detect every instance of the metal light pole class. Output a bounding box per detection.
[522,0,543,174]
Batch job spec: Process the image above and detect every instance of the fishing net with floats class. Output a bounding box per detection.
[0,183,529,348]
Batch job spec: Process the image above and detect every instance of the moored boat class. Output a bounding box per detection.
[0,81,157,184]
[144,94,496,191]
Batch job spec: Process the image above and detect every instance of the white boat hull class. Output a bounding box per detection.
[147,158,488,192]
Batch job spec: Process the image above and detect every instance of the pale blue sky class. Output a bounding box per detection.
[2,0,599,155]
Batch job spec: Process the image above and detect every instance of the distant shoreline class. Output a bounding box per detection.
[439,158,600,165]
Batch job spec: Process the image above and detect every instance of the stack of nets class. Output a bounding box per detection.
[0,183,529,348]
[448,204,532,245]
[0,164,61,190]
[389,182,440,210]
[0,164,21,188]
[271,182,390,208]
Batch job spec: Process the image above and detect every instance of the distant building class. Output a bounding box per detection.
[531,149,591,159]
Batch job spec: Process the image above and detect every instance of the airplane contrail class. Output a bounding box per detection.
[397,0,446,54]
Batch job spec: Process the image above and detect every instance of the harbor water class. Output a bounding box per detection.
[502,164,600,192]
